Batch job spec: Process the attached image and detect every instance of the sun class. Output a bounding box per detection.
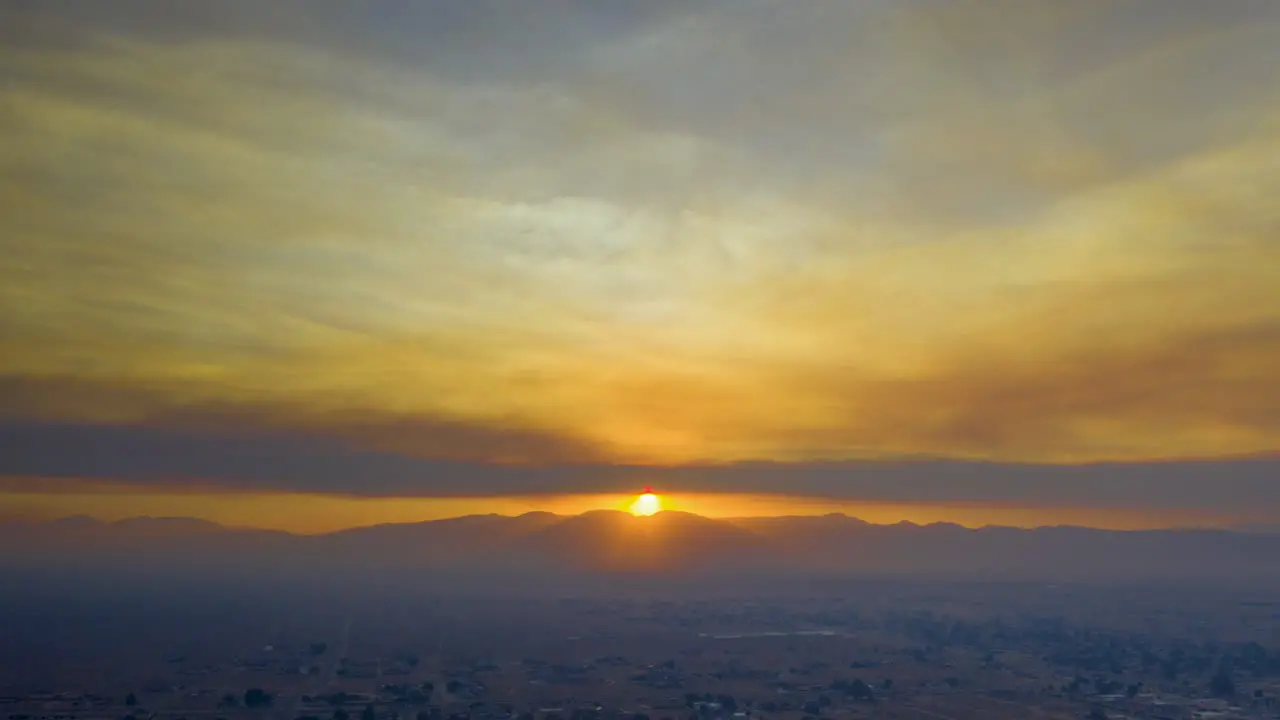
[629,489,663,517]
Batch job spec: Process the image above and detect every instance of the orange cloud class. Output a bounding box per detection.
[0,2,1278,471]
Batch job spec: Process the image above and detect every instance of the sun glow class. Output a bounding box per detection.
[629,490,663,517]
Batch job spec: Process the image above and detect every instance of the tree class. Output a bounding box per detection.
[244,689,273,709]
[335,711,349,720]
[362,704,376,720]
[848,680,874,702]
[881,679,893,691]
[310,643,328,656]
[1210,670,1235,699]
[220,694,238,708]
[1126,684,1139,699]
[1087,707,1107,720]
[125,694,138,707]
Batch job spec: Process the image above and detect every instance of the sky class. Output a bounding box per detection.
[1,0,1278,532]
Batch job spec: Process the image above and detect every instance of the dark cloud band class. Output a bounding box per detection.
[3,421,1276,515]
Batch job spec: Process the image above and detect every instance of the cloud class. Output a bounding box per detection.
[0,0,1278,473]
[0,376,605,466]
[0,419,615,497]
[2,421,1277,516]
[804,322,1280,462]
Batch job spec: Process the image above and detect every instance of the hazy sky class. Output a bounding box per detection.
[2,1,1278,529]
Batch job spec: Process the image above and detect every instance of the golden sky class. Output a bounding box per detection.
[1,1,1278,529]
[0,484,1251,535]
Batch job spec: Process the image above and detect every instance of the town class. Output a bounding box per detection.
[4,582,1279,720]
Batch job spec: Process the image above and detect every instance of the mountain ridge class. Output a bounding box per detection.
[11,510,1233,536]
[3,511,1279,582]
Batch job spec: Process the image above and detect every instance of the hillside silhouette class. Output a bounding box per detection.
[3,511,1280,583]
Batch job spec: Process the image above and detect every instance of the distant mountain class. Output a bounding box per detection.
[0,514,293,569]
[4,511,1280,583]
[109,516,229,536]
[1233,523,1280,534]
[730,514,1280,579]
[517,510,770,573]
[309,511,562,568]
[730,513,872,567]
[0,515,225,543]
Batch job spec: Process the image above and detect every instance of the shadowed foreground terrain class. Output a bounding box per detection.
[4,512,1280,720]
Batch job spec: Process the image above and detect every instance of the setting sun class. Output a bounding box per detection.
[629,490,663,517]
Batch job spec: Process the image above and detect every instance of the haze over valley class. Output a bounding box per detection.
[3,1,1280,718]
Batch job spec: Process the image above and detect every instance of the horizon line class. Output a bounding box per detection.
[8,510,1266,537]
